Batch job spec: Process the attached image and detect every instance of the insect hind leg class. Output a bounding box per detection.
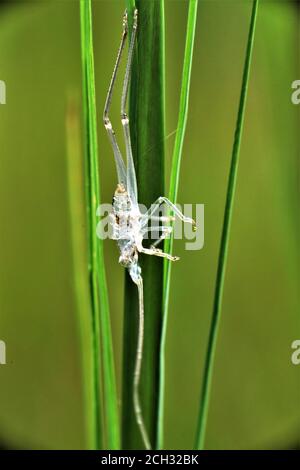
[138,244,179,262]
[141,197,196,229]
[103,11,128,184]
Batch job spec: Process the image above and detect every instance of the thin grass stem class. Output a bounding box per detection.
[157,0,198,450]
[80,0,120,449]
[66,95,97,449]
[194,0,259,450]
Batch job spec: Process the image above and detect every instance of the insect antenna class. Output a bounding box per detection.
[133,277,152,450]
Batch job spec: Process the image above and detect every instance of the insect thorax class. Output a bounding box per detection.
[112,183,132,214]
[111,183,142,269]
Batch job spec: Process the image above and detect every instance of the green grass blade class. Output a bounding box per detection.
[157,0,198,450]
[122,0,165,450]
[65,95,98,449]
[80,0,120,449]
[194,0,259,450]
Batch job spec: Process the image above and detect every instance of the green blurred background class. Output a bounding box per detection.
[0,0,299,450]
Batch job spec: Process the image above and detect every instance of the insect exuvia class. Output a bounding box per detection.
[103,9,196,450]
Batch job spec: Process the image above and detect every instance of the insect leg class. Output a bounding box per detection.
[121,9,138,204]
[142,225,172,248]
[140,203,165,228]
[151,227,173,248]
[142,197,196,228]
[142,225,170,235]
[141,214,175,229]
[103,10,128,184]
[138,244,179,262]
